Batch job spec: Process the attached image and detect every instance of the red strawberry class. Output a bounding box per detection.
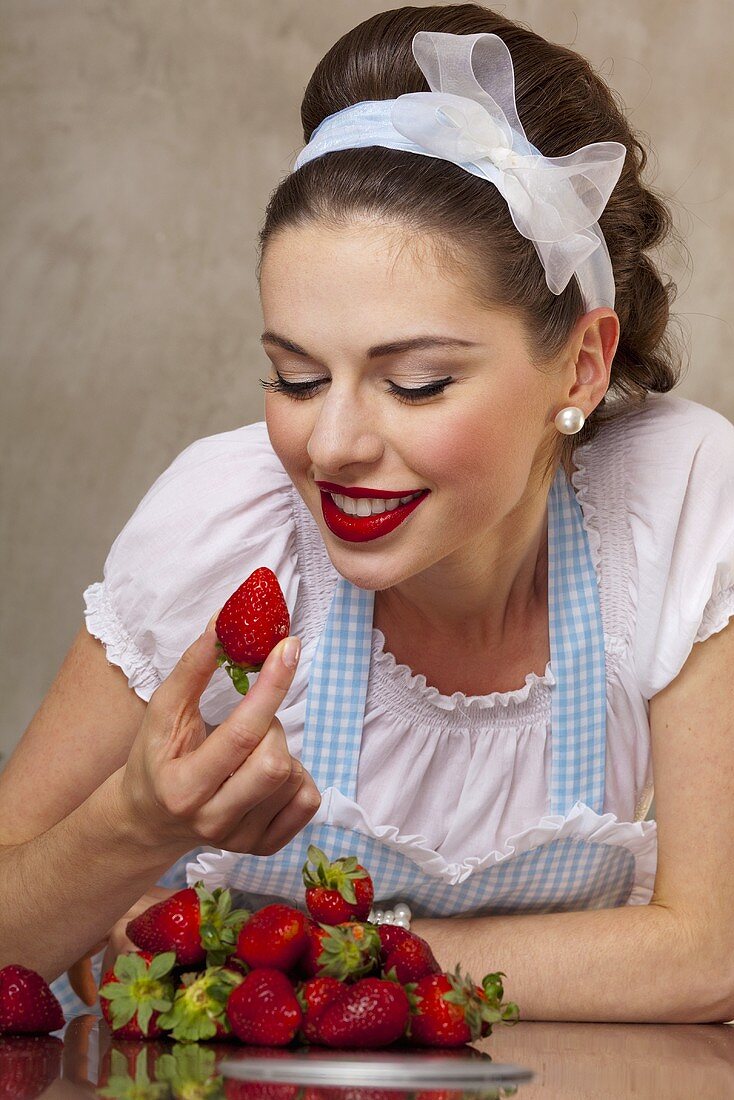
[98,950,175,1039]
[0,1035,62,1100]
[381,929,441,984]
[215,567,290,695]
[295,976,344,1042]
[408,967,519,1047]
[235,904,308,972]
[156,965,244,1042]
[300,919,381,982]
[226,968,302,1046]
[315,977,410,1049]
[126,881,249,967]
[299,920,329,978]
[0,965,64,1035]
[376,924,413,958]
[302,846,374,924]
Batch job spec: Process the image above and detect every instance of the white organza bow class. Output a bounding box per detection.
[390,31,627,296]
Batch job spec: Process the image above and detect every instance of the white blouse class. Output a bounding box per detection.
[84,393,734,901]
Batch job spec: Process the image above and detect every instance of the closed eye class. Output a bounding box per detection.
[259,372,455,403]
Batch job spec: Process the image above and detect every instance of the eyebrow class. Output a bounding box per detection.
[259,331,481,359]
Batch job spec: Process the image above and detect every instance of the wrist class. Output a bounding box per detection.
[92,769,187,868]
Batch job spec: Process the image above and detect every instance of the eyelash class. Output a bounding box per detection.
[259,372,455,404]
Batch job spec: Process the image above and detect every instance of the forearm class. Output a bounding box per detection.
[413,902,734,1024]
[0,769,187,982]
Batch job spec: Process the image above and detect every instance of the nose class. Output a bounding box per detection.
[306,382,384,475]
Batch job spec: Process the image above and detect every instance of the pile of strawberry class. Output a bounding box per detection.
[95,845,518,1049]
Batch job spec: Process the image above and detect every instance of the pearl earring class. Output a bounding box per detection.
[554,406,585,435]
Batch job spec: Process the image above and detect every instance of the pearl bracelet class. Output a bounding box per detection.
[368,902,412,930]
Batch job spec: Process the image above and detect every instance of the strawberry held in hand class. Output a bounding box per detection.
[302,845,374,924]
[215,567,290,695]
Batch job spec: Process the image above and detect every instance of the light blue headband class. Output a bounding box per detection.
[292,31,626,312]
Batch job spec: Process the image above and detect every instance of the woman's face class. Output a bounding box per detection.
[260,221,567,592]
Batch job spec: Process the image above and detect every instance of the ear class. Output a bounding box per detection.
[564,308,619,412]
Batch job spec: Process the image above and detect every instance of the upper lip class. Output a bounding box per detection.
[315,480,427,500]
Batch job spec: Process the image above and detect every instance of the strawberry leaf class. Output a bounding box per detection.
[109,998,137,1029]
[99,983,130,1001]
[137,1001,154,1036]
[146,952,177,981]
[114,954,145,982]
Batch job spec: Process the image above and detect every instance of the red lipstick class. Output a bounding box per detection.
[316,484,429,543]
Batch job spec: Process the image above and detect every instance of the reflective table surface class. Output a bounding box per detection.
[1,1015,733,1099]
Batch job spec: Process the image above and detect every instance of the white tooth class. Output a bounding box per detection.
[385,498,401,511]
[399,494,417,504]
[332,494,345,510]
[371,498,386,513]
[356,498,372,517]
[342,496,358,515]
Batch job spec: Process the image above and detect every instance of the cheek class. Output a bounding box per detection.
[412,389,543,523]
[265,398,311,480]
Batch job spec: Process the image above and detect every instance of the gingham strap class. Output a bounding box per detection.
[300,575,374,797]
[547,465,607,814]
[302,465,606,815]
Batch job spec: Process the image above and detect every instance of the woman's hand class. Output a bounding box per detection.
[111,615,321,861]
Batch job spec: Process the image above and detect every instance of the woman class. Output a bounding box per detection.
[1,4,733,1024]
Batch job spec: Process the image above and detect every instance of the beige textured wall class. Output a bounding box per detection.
[1,1,732,764]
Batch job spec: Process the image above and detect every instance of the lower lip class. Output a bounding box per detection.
[320,490,429,543]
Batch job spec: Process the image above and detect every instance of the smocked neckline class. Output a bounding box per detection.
[370,626,556,711]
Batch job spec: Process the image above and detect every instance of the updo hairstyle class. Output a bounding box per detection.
[257,4,686,467]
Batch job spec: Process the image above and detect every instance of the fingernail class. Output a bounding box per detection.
[282,636,301,669]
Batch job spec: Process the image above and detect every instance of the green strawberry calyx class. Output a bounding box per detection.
[156,966,244,1043]
[99,950,176,1036]
[215,640,261,696]
[301,844,369,905]
[314,921,381,982]
[192,880,250,967]
[440,965,520,1039]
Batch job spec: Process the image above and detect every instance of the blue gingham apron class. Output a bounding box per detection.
[53,464,634,1016]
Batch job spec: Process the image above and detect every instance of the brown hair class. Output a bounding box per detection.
[256,4,686,467]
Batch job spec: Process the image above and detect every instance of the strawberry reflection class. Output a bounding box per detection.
[0,1033,63,1100]
[91,1041,517,1100]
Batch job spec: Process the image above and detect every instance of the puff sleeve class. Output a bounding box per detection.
[628,395,734,699]
[82,421,299,724]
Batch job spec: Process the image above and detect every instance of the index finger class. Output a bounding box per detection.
[189,635,301,794]
[152,608,222,714]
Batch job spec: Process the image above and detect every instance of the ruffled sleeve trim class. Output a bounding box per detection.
[696,583,734,644]
[370,627,556,713]
[83,580,161,700]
